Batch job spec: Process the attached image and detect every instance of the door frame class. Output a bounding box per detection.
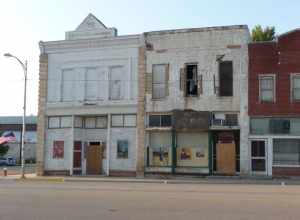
[249,138,268,175]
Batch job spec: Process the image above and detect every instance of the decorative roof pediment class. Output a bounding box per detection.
[65,13,117,40]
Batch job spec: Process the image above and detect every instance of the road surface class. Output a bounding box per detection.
[0,181,299,220]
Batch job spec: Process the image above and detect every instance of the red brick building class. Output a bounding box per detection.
[248,29,300,177]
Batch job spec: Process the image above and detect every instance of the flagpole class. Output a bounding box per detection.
[4,53,27,179]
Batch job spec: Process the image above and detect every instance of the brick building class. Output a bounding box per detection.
[248,29,300,176]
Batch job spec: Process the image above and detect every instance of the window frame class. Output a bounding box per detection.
[152,64,168,100]
[148,114,172,127]
[259,74,276,103]
[111,114,137,128]
[218,61,233,97]
[117,139,129,159]
[109,65,125,101]
[185,63,198,97]
[48,116,72,129]
[291,73,300,102]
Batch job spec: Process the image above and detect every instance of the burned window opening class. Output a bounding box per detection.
[219,61,233,97]
[186,64,198,96]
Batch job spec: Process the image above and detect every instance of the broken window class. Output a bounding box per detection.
[109,66,124,100]
[186,64,198,96]
[152,64,168,99]
[219,61,233,96]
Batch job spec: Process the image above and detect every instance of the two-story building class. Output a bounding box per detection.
[37,14,140,176]
[137,26,250,175]
[249,29,300,177]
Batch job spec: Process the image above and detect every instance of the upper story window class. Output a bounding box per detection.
[259,74,275,103]
[48,116,72,129]
[180,64,203,97]
[152,64,168,99]
[84,116,107,129]
[186,64,198,96]
[291,74,300,102]
[148,115,172,127]
[85,68,98,101]
[62,69,74,102]
[219,61,233,97]
[109,66,125,100]
[111,114,136,127]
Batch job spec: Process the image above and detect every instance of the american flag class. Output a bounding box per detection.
[0,131,16,145]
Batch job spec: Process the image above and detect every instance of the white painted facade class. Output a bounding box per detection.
[40,14,140,175]
[144,26,251,174]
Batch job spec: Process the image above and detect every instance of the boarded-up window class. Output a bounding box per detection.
[85,68,98,101]
[292,74,300,101]
[152,64,168,99]
[73,141,82,169]
[96,116,107,128]
[62,69,74,101]
[111,115,123,127]
[85,117,96,128]
[48,117,60,128]
[74,117,83,128]
[109,66,124,100]
[53,141,64,159]
[259,75,275,102]
[124,115,136,127]
[60,116,72,128]
[219,61,233,96]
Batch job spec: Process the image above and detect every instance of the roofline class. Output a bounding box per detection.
[278,28,300,39]
[145,25,249,36]
[76,13,107,30]
[248,40,276,45]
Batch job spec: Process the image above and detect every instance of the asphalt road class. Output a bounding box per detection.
[0,181,300,220]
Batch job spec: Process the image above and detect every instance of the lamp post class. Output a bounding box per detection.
[4,53,27,179]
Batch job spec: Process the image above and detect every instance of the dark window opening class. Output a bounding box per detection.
[219,61,233,96]
[186,64,198,96]
[149,115,172,127]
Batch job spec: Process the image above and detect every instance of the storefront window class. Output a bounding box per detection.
[250,118,300,135]
[176,133,208,167]
[148,132,172,167]
[273,139,300,166]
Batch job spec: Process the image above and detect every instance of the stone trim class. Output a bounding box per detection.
[36,54,48,176]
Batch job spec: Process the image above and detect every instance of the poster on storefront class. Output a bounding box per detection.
[180,148,192,160]
[53,141,64,159]
[152,147,169,166]
[195,148,205,159]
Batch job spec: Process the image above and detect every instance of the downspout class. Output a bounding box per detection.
[106,113,111,176]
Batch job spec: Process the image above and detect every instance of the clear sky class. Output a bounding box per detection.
[0,0,299,116]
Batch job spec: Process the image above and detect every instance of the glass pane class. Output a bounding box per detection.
[117,140,128,159]
[111,115,123,127]
[261,90,274,101]
[124,115,136,127]
[96,116,107,128]
[293,76,300,88]
[110,66,124,100]
[152,65,166,83]
[252,159,266,171]
[74,117,83,128]
[176,133,208,167]
[85,117,96,128]
[85,68,98,101]
[293,88,300,100]
[62,69,74,101]
[250,118,269,135]
[152,84,166,99]
[60,116,72,128]
[149,132,172,167]
[251,141,265,157]
[48,117,60,128]
[261,77,273,89]
[161,115,172,127]
[149,115,161,127]
[273,139,300,165]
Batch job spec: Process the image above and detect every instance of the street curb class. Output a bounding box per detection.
[15,177,65,183]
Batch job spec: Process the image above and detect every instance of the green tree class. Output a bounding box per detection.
[0,131,9,157]
[252,25,276,42]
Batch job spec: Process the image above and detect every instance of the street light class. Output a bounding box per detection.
[4,53,27,179]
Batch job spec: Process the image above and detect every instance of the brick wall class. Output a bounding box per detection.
[273,167,300,177]
[249,30,300,116]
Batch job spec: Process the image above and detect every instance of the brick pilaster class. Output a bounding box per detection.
[36,54,48,176]
[136,46,146,177]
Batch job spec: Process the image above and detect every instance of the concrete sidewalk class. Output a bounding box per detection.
[1,174,300,185]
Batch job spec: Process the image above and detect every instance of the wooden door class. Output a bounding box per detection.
[216,132,236,175]
[86,144,103,175]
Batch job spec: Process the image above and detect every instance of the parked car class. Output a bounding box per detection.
[0,157,16,166]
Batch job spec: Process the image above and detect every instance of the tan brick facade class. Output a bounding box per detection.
[136,46,146,177]
[36,54,48,176]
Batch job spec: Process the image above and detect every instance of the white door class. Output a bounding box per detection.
[250,140,268,175]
